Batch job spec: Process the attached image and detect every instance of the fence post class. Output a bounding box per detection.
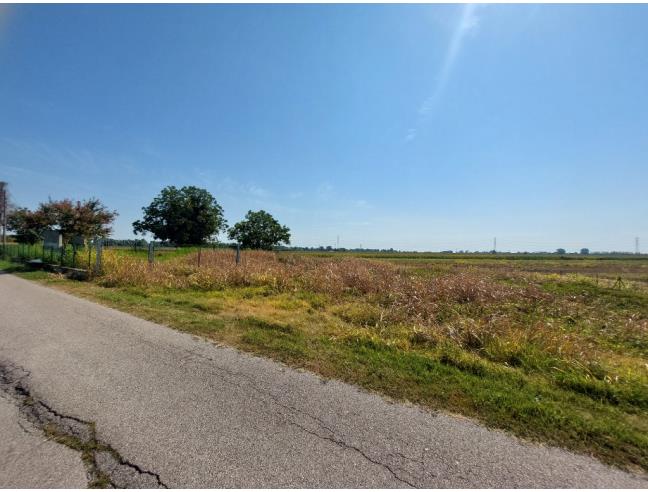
[95,239,103,274]
[148,242,154,264]
[235,243,241,265]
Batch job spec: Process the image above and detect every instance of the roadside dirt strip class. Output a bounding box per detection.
[0,273,646,488]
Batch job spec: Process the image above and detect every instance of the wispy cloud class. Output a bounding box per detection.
[315,184,371,209]
[247,184,269,198]
[316,182,335,199]
[0,137,142,180]
[419,4,479,116]
[405,4,480,141]
[404,128,417,142]
[353,199,371,209]
[208,177,270,200]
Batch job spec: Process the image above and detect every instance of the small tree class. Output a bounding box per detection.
[39,198,117,247]
[133,186,227,245]
[556,248,566,255]
[228,210,290,250]
[7,207,48,245]
[8,199,116,247]
[580,248,590,255]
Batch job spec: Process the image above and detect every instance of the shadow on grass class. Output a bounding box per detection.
[0,264,31,274]
[0,261,51,280]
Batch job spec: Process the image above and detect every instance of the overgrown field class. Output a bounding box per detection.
[7,250,648,473]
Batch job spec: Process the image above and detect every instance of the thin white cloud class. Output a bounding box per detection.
[316,182,334,199]
[0,137,139,178]
[406,4,480,141]
[419,4,479,116]
[247,184,269,198]
[208,177,270,199]
[354,199,371,209]
[404,128,417,142]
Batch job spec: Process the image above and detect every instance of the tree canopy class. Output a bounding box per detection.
[133,186,227,245]
[7,207,47,245]
[228,210,290,250]
[41,198,117,245]
[7,198,117,246]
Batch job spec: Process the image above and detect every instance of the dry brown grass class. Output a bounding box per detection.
[98,250,574,352]
[100,249,542,306]
[96,249,648,372]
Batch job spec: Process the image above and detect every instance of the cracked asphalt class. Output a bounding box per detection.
[1,273,646,488]
[1,359,166,488]
[0,396,87,488]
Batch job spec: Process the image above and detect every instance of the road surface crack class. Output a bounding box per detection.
[287,418,419,488]
[183,349,421,487]
[0,360,167,489]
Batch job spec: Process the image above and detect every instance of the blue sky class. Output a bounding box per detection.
[1,4,647,252]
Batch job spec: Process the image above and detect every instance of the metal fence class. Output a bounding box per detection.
[1,240,241,275]
[1,242,98,271]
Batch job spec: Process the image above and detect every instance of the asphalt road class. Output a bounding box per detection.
[0,396,88,488]
[0,273,646,488]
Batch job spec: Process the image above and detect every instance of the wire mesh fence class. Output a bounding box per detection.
[1,241,242,277]
[1,242,99,271]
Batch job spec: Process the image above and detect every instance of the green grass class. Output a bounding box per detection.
[5,253,648,474]
[108,245,212,261]
[0,259,50,279]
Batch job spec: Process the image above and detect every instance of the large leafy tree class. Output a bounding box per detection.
[39,198,118,246]
[133,186,227,245]
[228,210,290,250]
[7,207,48,245]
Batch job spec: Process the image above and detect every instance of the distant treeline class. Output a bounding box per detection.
[102,238,175,248]
[276,245,641,255]
[275,245,403,253]
[98,239,642,257]
[102,238,231,249]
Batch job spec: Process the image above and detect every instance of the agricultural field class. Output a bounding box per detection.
[3,249,648,473]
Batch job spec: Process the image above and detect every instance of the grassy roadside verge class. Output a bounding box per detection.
[2,257,647,474]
